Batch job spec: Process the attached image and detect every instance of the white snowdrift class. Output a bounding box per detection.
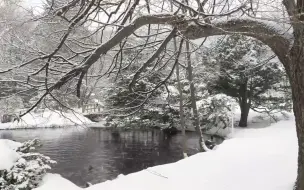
[34,174,82,190]
[0,110,93,130]
[33,116,297,190]
[0,139,21,170]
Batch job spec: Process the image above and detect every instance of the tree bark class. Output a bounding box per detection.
[238,81,250,127]
[289,44,304,190]
[293,83,304,190]
[285,2,304,188]
[239,103,250,127]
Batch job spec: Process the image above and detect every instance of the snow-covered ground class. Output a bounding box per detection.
[0,110,93,130]
[0,112,297,190]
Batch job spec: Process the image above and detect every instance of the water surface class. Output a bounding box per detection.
[0,127,203,187]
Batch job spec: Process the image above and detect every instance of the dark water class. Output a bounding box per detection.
[0,127,203,187]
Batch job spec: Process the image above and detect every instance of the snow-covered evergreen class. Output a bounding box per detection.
[0,139,56,190]
[203,35,291,127]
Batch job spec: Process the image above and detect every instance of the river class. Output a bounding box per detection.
[0,127,207,187]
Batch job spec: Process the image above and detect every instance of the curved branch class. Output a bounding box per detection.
[184,19,291,66]
[51,14,185,90]
[283,0,296,19]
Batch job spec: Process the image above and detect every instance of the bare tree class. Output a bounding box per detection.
[4,0,304,188]
[185,40,209,152]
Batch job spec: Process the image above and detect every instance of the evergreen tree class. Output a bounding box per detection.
[205,35,290,127]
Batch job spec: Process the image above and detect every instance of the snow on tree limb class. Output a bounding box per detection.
[184,19,291,64]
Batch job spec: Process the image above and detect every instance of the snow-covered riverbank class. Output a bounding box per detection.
[0,112,297,190]
[0,110,94,130]
[44,118,298,190]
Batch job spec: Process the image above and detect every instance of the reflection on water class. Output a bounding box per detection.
[0,127,202,187]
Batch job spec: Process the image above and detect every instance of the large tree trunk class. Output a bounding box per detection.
[294,87,304,190]
[289,46,304,190]
[290,2,304,189]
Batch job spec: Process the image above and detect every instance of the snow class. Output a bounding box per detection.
[0,109,93,130]
[27,112,297,190]
[167,85,179,96]
[0,139,21,170]
[33,174,82,190]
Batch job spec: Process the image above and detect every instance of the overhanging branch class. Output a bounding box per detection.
[47,14,292,95]
[184,19,291,65]
[129,28,177,90]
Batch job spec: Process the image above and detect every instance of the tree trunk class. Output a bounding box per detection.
[239,103,250,127]
[176,60,187,157]
[289,47,304,190]
[238,80,250,127]
[173,36,187,157]
[185,41,208,152]
[170,0,187,157]
[294,86,304,190]
[238,95,250,127]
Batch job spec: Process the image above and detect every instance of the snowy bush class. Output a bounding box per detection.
[199,94,235,133]
[0,139,56,190]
